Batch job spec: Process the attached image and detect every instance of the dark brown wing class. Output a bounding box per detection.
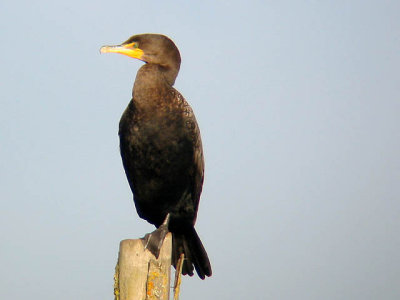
[175,89,205,225]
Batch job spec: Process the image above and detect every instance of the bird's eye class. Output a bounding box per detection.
[133,43,139,48]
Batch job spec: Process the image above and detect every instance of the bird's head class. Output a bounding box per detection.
[100,34,181,70]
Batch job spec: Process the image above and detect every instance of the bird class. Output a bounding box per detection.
[100,34,212,279]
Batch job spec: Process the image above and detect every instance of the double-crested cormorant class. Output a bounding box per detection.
[100,34,212,279]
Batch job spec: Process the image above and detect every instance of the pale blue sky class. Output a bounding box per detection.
[1,1,400,299]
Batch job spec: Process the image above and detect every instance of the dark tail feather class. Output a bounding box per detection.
[172,227,212,279]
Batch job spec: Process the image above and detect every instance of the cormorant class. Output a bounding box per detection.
[100,34,212,279]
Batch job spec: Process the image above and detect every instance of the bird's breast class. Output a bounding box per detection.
[119,97,195,172]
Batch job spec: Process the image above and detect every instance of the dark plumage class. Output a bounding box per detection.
[101,34,211,279]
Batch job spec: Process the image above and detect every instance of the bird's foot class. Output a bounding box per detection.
[142,214,170,258]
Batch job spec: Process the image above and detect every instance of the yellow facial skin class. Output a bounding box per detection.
[100,42,144,60]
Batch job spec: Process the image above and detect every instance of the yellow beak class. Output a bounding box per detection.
[100,42,144,60]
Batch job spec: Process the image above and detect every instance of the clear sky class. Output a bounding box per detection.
[1,1,399,299]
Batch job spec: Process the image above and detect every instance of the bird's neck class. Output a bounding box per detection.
[132,64,177,104]
[136,63,178,85]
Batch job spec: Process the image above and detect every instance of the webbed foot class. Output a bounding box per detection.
[142,214,170,258]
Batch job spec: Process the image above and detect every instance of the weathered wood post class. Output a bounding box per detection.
[114,233,172,300]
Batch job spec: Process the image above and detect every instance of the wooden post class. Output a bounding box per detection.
[114,233,172,300]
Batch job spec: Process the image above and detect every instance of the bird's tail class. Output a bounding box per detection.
[172,227,212,279]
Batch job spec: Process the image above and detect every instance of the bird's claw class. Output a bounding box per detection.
[142,214,170,258]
